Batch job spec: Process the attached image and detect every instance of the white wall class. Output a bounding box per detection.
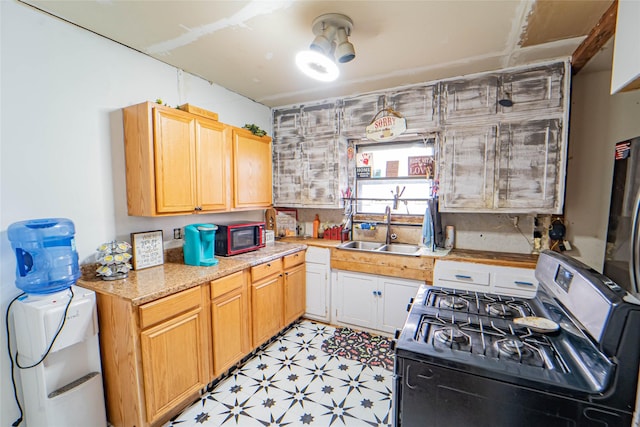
[0,2,271,424]
[564,69,640,270]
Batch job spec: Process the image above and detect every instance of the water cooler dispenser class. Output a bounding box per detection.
[7,218,107,426]
[12,287,107,426]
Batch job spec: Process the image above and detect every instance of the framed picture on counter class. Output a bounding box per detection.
[131,230,164,270]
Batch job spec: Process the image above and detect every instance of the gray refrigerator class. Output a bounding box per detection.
[604,136,640,295]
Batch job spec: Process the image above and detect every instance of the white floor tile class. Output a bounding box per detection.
[165,320,393,427]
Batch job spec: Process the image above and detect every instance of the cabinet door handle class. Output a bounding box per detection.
[377,291,382,296]
[372,291,377,296]
[455,274,472,280]
[514,281,534,287]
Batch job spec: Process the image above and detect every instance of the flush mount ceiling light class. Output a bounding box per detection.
[296,13,355,82]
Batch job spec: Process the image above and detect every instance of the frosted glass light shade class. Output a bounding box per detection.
[295,50,339,82]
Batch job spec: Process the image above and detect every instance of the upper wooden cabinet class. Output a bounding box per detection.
[441,75,499,123]
[232,127,273,209]
[123,102,230,216]
[440,119,563,213]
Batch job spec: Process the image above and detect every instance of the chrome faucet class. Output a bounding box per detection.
[385,205,392,245]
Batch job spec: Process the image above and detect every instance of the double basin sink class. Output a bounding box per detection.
[337,240,422,257]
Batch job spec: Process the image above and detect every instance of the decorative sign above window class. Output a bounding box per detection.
[365,108,407,142]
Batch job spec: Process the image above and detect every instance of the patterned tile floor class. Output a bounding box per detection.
[165,320,394,426]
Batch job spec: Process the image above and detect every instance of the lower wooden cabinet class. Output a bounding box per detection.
[283,251,306,325]
[251,258,284,348]
[98,286,210,427]
[210,270,250,377]
[96,251,307,427]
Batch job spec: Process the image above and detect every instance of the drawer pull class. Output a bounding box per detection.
[455,274,472,280]
[515,281,534,287]
[267,263,271,267]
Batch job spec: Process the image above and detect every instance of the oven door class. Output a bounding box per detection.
[394,355,630,427]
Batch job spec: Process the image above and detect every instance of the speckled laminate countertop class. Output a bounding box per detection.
[77,241,306,306]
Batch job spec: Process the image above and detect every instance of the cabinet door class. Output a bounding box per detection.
[140,308,207,424]
[305,262,329,321]
[377,278,422,333]
[211,288,250,376]
[273,107,302,138]
[273,136,303,206]
[233,129,273,208]
[301,102,338,136]
[500,62,565,114]
[441,75,499,123]
[440,125,497,211]
[387,85,438,132]
[335,271,377,329]
[154,108,197,213]
[196,119,229,212]
[301,138,338,206]
[496,119,561,212]
[283,263,306,325]
[341,93,384,136]
[251,275,283,347]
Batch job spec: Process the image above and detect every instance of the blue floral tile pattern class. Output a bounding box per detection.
[165,320,393,426]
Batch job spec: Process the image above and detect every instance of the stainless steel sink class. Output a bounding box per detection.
[377,243,422,256]
[338,241,384,251]
[337,241,422,256]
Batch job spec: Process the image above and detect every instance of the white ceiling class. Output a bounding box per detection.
[19,0,613,108]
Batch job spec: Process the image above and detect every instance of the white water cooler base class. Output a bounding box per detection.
[12,286,107,427]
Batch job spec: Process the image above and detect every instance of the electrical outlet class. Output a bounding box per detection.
[174,228,183,239]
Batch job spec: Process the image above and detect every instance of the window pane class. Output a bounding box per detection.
[355,139,434,215]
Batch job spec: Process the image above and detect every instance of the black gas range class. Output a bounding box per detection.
[394,250,640,427]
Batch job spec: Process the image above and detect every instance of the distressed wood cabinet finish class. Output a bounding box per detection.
[341,93,385,137]
[273,136,303,206]
[301,102,338,136]
[496,119,561,211]
[123,102,229,216]
[440,119,563,213]
[500,62,565,115]
[440,125,497,210]
[272,60,570,213]
[441,75,499,123]
[272,103,345,207]
[387,85,439,132]
[232,127,273,209]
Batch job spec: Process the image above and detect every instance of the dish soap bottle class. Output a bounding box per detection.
[313,214,320,238]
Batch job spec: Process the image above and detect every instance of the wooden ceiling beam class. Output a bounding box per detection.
[572,0,618,75]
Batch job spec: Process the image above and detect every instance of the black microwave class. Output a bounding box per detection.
[214,221,265,256]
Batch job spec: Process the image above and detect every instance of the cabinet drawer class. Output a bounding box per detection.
[211,270,245,300]
[139,286,201,329]
[434,261,491,287]
[493,268,537,293]
[251,258,283,282]
[283,251,305,269]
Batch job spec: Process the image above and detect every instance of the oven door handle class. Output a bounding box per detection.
[405,365,434,390]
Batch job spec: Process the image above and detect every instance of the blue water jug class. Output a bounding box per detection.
[7,218,81,294]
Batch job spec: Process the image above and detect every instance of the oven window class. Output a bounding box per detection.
[555,265,573,292]
[231,228,257,249]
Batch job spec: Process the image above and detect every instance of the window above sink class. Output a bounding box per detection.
[354,138,435,215]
